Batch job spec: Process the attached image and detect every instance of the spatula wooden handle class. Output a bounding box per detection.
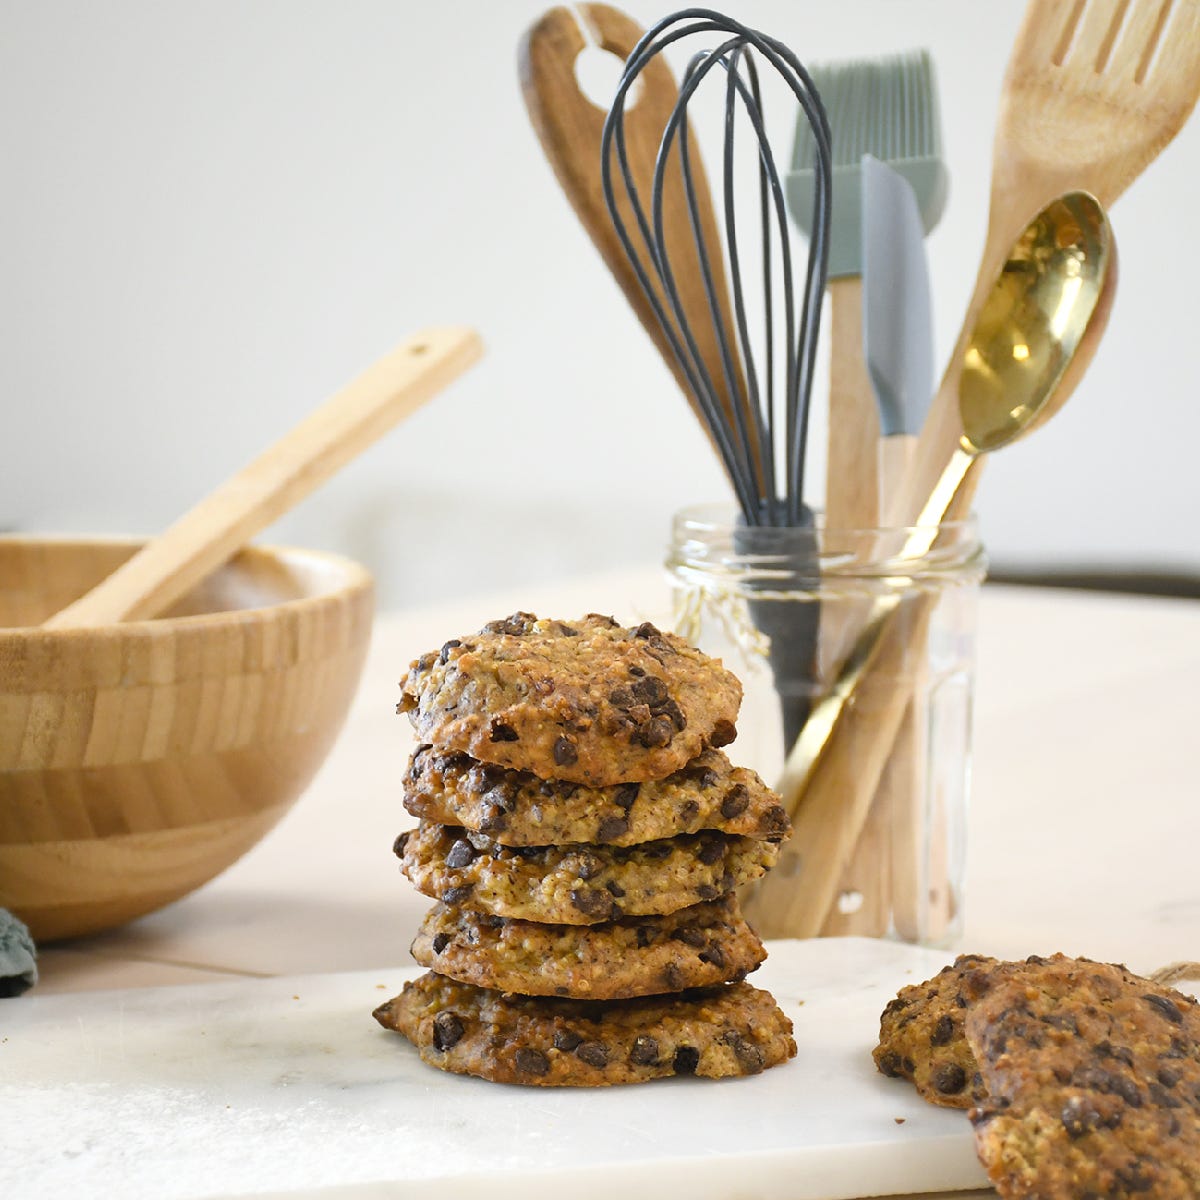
[45,327,484,629]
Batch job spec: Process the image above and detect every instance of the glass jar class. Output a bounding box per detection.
[666,503,986,946]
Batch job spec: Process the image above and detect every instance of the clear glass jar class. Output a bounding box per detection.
[666,503,986,946]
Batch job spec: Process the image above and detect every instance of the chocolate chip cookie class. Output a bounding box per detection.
[410,895,765,999]
[965,957,1200,1199]
[874,953,1021,1109]
[374,972,796,1086]
[403,745,790,847]
[396,821,779,925]
[397,613,741,786]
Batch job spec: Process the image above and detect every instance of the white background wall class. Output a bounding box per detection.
[3,0,1198,608]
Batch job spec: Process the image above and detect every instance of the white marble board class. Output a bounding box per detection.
[2,937,989,1199]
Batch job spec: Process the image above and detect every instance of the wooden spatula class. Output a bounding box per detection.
[45,327,483,628]
[520,4,745,449]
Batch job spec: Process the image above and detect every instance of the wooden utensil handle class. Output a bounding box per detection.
[742,588,934,938]
[45,327,484,629]
[826,278,880,531]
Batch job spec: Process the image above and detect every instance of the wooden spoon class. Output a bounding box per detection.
[45,326,483,629]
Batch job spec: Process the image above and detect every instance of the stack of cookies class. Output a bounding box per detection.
[373,612,797,1086]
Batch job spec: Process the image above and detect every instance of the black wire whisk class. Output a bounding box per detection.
[599,7,833,529]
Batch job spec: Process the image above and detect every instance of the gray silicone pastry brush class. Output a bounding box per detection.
[787,50,948,531]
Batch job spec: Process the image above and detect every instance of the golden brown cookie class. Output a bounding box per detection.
[397,613,741,786]
[874,952,1020,1108]
[403,745,790,847]
[396,821,778,925]
[965,957,1200,1199]
[410,896,765,999]
[374,972,796,1086]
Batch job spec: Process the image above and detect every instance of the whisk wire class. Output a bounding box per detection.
[600,7,833,528]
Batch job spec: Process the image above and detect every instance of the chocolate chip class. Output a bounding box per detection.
[576,1041,609,1069]
[482,614,533,636]
[680,799,700,823]
[1143,993,1184,1024]
[635,926,652,949]
[931,1062,967,1095]
[570,888,613,918]
[553,1029,583,1052]
[608,686,635,707]
[724,1031,764,1075]
[445,839,475,869]
[709,718,736,747]
[1158,1065,1182,1088]
[431,932,450,955]
[1040,1011,1079,1034]
[597,815,629,842]
[432,1011,464,1051]
[614,783,639,812]
[627,664,646,677]
[1114,1164,1154,1194]
[758,806,787,835]
[1148,1081,1183,1109]
[574,851,603,880]
[698,838,725,866]
[392,831,411,857]
[553,737,578,766]
[697,884,719,901]
[632,622,661,639]
[605,879,626,898]
[438,639,461,664]
[631,676,668,705]
[1061,1094,1102,1138]
[489,720,519,742]
[699,945,725,969]
[515,1047,550,1076]
[638,715,675,747]
[720,785,749,819]
[876,1051,904,1078]
[673,1046,700,1074]
[478,803,508,834]
[1096,1040,1135,1068]
[664,964,684,990]
[441,885,473,905]
[674,927,707,949]
[630,1035,659,1065]
[930,1015,956,1047]
[657,699,687,731]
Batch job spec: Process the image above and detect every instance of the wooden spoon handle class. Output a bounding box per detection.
[45,326,484,629]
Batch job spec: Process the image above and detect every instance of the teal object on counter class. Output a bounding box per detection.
[0,908,37,996]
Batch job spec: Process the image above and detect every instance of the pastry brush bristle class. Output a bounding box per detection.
[793,48,942,169]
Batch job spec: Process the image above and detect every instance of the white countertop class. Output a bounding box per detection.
[28,570,1200,1198]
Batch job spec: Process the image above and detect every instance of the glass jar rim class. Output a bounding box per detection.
[667,501,986,582]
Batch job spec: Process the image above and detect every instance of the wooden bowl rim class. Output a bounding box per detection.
[0,534,374,636]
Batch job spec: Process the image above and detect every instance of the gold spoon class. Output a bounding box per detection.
[744,191,1116,939]
[894,190,1116,548]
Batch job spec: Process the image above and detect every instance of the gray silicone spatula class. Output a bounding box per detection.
[861,153,935,509]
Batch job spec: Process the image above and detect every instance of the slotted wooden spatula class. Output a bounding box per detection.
[519,4,744,445]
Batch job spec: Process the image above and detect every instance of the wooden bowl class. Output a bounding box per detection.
[0,537,374,942]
